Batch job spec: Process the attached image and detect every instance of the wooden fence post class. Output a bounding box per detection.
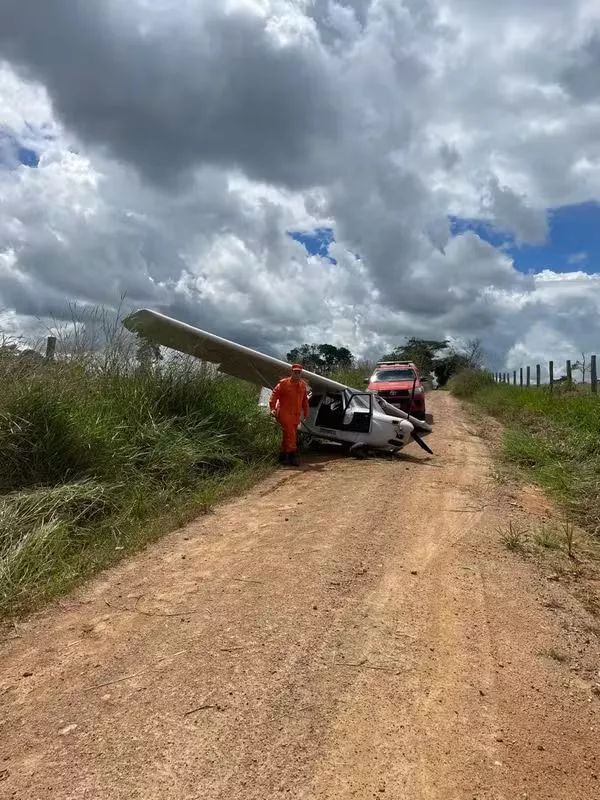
[591,355,597,395]
[566,359,572,383]
[526,366,531,387]
[536,364,541,386]
[549,360,554,391]
[45,336,56,361]
[513,370,517,385]
[519,367,523,386]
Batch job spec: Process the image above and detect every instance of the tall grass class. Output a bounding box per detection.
[449,369,600,537]
[0,326,279,618]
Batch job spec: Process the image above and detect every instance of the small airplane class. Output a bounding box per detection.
[121,309,434,458]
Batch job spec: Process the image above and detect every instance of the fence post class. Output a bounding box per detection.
[519,367,523,386]
[45,336,56,361]
[566,359,572,384]
[513,370,517,385]
[591,355,597,395]
[526,366,531,387]
[549,360,554,392]
[536,364,541,386]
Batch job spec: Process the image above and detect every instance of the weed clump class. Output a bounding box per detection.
[499,520,527,552]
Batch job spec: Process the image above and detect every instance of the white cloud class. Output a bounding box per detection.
[1,0,600,371]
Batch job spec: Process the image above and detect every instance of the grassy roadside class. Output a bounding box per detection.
[0,349,279,620]
[449,369,600,538]
[449,370,600,622]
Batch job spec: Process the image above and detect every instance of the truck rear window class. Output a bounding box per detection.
[372,369,416,382]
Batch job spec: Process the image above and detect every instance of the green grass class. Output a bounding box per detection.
[449,369,600,538]
[0,344,279,619]
[534,526,561,550]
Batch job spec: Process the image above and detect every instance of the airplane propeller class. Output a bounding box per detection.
[411,431,434,455]
[405,373,434,455]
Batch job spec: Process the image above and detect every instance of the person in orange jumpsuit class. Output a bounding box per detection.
[269,364,309,466]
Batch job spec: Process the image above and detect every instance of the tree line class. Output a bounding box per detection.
[286,337,484,386]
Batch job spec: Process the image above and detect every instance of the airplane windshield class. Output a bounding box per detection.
[372,369,416,382]
[344,391,371,411]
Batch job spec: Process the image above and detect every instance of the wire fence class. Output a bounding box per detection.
[494,355,598,394]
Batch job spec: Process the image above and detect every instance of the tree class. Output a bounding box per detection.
[433,338,485,386]
[318,344,353,371]
[379,336,485,388]
[432,338,485,386]
[433,352,468,386]
[286,343,354,374]
[380,337,449,378]
[463,338,484,369]
[286,344,325,372]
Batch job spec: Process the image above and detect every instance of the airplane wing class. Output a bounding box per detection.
[121,308,349,393]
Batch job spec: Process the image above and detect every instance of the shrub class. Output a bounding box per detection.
[447,369,496,399]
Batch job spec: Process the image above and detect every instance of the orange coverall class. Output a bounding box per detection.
[269,377,309,453]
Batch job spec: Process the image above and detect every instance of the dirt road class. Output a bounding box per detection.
[1,393,599,799]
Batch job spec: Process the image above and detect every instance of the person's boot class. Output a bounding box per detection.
[288,451,300,467]
[278,451,287,464]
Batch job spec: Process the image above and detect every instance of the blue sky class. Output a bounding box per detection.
[290,200,600,276]
[450,201,600,275]
[0,130,40,169]
[288,226,337,264]
[17,145,39,168]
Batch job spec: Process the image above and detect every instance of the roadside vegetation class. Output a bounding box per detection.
[449,369,600,539]
[0,318,279,619]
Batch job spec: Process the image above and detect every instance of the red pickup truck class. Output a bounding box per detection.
[365,361,427,420]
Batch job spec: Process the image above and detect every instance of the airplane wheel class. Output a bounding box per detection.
[297,432,313,451]
[350,443,368,459]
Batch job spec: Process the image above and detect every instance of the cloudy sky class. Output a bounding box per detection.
[1,0,600,373]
